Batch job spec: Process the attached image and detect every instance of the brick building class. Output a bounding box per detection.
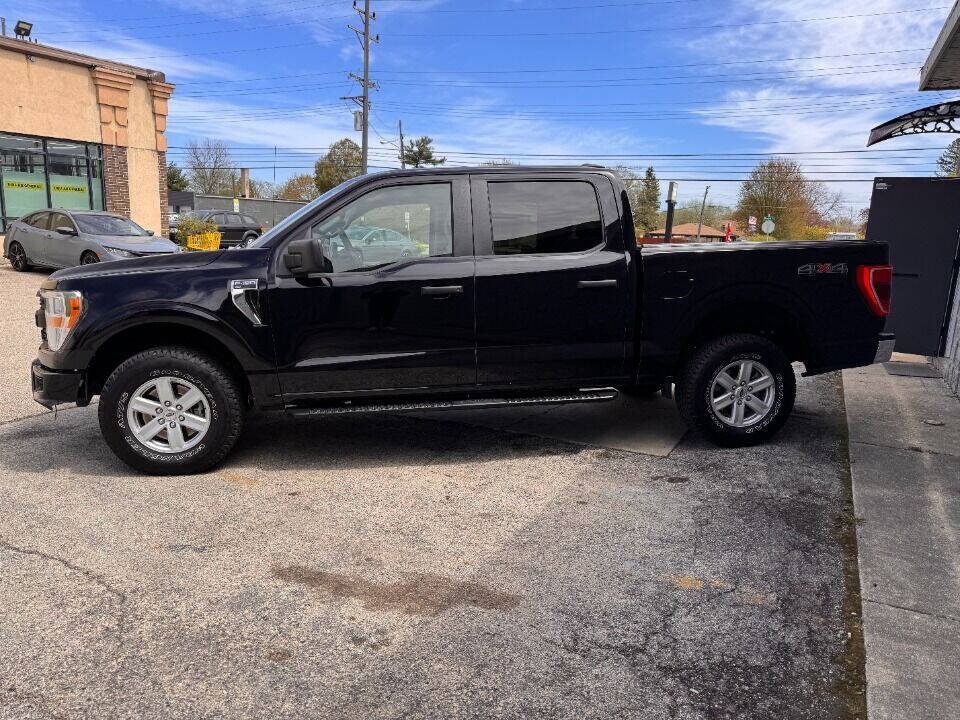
[0,35,174,235]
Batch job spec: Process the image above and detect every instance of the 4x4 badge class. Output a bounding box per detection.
[798,263,848,276]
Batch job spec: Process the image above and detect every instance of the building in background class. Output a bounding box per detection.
[0,35,173,235]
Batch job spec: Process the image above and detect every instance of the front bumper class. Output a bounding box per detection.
[874,333,896,364]
[31,359,85,408]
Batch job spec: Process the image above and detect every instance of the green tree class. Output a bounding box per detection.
[401,136,446,168]
[314,138,362,193]
[635,167,661,233]
[937,138,960,177]
[166,162,189,192]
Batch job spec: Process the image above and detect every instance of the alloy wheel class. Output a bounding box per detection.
[126,376,211,453]
[9,243,26,270]
[709,359,776,428]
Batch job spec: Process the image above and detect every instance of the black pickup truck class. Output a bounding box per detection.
[29,166,894,474]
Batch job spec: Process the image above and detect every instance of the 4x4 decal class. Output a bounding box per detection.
[798,262,848,276]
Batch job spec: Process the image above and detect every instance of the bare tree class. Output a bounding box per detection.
[185,139,238,195]
[735,158,842,240]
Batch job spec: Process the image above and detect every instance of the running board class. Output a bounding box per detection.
[286,387,619,417]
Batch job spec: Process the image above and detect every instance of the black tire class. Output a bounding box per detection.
[80,251,100,265]
[98,347,244,474]
[676,333,796,447]
[8,241,30,271]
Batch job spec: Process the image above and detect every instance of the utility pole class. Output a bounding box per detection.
[696,185,710,243]
[398,119,405,169]
[664,181,677,242]
[344,1,379,174]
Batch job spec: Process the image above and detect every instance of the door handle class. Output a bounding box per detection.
[578,279,617,289]
[421,285,464,296]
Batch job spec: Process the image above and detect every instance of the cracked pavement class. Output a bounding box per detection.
[0,264,865,718]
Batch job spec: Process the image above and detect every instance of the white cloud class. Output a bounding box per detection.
[689,0,955,208]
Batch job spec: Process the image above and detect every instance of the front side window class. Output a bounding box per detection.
[488,180,603,255]
[307,183,453,272]
[48,212,74,234]
[73,214,148,236]
[226,214,241,226]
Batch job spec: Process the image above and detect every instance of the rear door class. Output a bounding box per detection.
[471,173,630,386]
[23,211,52,265]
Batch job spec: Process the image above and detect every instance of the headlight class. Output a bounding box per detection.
[40,290,84,352]
[103,246,136,258]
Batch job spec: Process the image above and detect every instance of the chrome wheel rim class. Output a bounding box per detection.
[126,376,211,454]
[710,359,776,428]
[10,243,25,270]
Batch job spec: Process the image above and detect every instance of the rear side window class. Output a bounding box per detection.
[225,214,241,226]
[242,215,257,225]
[488,180,602,255]
[28,212,50,229]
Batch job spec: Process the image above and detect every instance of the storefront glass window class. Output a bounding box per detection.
[0,132,105,231]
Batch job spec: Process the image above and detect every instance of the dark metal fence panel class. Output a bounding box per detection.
[168,192,307,228]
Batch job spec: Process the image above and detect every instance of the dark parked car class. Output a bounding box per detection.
[195,211,263,248]
[30,166,894,475]
[4,209,179,270]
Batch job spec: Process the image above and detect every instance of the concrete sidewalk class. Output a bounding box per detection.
[843,362,960,720]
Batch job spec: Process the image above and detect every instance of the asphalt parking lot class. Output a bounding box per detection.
[0,263,866,719]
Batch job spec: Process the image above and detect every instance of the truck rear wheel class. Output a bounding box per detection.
[676,333,795,447]
[98,347,244,474]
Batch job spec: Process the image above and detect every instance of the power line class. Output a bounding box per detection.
[107,5,948,61]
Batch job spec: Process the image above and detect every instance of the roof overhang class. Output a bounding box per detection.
[921,0,960,90]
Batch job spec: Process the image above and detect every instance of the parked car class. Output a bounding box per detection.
[345,224,422,266]
[4,209,179,271]
[30,166,894,475]
[194,211,263,248]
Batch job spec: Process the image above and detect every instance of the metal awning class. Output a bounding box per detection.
[921,1,960,91]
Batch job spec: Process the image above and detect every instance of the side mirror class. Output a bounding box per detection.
[55,225,77,236]
[146,230,155,236]
[283,238,331,275]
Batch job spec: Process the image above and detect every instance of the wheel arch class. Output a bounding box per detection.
[86,320,252,402]
[675,284,814,369]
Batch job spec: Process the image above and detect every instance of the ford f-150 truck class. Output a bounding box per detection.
[27,166,894,474]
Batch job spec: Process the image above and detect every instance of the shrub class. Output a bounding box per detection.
[174,216,218,248]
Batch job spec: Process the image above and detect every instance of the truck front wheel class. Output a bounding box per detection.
[676,333,796,447]
[98,347,245,474]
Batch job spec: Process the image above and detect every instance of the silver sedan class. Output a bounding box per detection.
[3,209,180,271]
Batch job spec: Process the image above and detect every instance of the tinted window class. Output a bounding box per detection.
[242,215,257,225]
[225,214,241,226]
[488,181,602,255]
[210,214,225,225]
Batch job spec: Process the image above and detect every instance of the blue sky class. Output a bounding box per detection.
[11,0,957,212]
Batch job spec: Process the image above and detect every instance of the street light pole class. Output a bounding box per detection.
[664,181,677,242]
[696,185,710,243]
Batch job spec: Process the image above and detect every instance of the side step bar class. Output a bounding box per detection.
[287,387,619,417]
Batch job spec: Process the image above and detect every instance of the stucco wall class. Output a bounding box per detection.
[0,47,101,143]
[124,80,161,234]
[0,45,167,234]
[933,280,960,397]
[127,146,161,234]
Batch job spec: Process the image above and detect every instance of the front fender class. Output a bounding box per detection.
[39,300,274,373]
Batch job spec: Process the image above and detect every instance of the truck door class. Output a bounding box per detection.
[268,175,476,401]
[471,173,630,386]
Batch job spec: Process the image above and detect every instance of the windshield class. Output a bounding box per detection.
[247,175,368,248]
[74,214,149,236]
